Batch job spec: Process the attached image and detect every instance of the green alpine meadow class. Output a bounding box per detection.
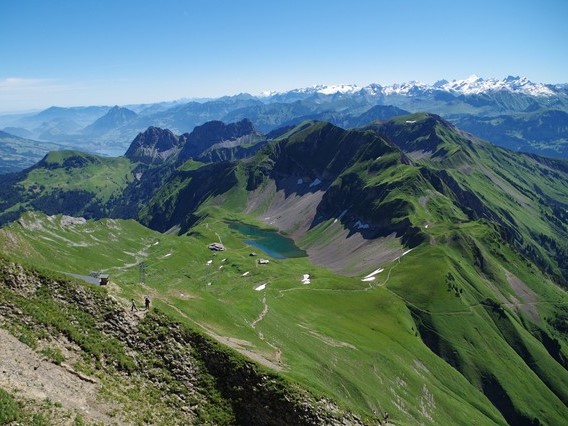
[1,111,567,424]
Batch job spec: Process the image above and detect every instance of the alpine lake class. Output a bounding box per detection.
[228,222,307,259]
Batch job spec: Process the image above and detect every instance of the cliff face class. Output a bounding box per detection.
[177,118,262,163]
[124,126,182,164]
[0,258,365,425]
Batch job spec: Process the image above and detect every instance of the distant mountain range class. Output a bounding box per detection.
[264,75,562,98]
[82,105,137,136]
[0,75,567,172]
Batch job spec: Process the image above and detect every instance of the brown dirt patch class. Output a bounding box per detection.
[479,166,532,209]
[505,271,540,323]
[0,328,121,424]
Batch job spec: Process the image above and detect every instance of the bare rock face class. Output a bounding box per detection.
[124,126,182,164]
[177,118,259,163]
[1,262,43,296]
[59,215,87,227]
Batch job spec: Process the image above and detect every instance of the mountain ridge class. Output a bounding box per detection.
[263,75,559,98]
[124,126,181,164]
[82,105,137,136]
[1,115,568,423]
[1,74,567,170]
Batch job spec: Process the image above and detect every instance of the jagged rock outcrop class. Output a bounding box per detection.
[125,120,266,166]
[177,118,265,163]
[125,126,182,164]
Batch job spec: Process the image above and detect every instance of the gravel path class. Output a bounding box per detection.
[0,328,121,424]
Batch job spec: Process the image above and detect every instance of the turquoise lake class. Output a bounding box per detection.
[228,222,307,260]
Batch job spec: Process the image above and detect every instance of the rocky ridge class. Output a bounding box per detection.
[177,118,265,163]
[124,126,182,164]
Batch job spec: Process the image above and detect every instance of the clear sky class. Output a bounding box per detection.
[1,0,567,112]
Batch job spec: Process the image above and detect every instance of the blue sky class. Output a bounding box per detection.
[1,0,567,112]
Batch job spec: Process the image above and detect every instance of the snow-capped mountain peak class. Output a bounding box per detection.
[437,75,555,96]
[287,84,362,95]
[316,84,361,95]
[261,75,557,99]
[382,80,431,96]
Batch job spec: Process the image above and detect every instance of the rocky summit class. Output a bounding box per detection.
[177,118,261,162]
[124,126,182,164]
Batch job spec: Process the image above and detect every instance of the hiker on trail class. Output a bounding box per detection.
[144,296,150,310]
[130,299,138,312]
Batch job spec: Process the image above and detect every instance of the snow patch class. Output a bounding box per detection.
[297,178,303,185]
[206,260,213,265]
[317,84,361,95]
[383,80,431,96]
[301,274,311,285]
[364,268,384,279]
[60,216,87,227]
[309,178,321,188]
[255,283,267,291]
[355,220,370,230]
[361,277,376,282]
[440,75,555,96]
[393,248,414,262]
[242,271,250,277]
[333,209,348,224]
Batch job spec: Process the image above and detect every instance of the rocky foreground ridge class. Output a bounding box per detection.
[0,258,368,425]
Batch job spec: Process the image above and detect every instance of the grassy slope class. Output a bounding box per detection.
[1,253,367,425]
[6,212,567,423]
[1,118,568,423]
[0,212,507,425]
[163,118,568,423]
[0,150,136,224]
[370,114,568,423]
[0,387,52,425]
[375,113,568,283]
[22,150,135,202]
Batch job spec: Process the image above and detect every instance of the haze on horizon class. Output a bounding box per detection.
[1,0,567,113]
